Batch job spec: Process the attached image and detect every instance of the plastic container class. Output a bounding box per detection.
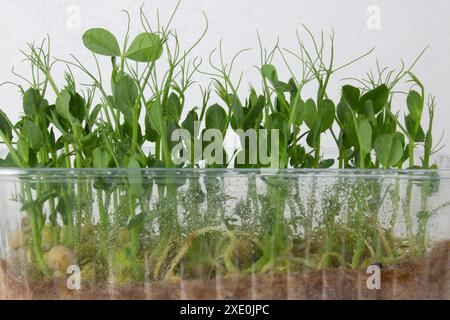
[0,162,449,300]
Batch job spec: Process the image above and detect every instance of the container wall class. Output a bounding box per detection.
[0,169,449,299]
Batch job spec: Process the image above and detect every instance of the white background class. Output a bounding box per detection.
[0,0,449,155]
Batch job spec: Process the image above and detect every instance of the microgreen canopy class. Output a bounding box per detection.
[0,7,442,173]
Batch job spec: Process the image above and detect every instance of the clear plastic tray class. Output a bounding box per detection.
[0,164,449,299]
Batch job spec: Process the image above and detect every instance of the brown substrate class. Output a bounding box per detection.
[1,241,449,300]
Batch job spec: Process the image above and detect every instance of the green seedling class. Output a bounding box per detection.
[0,2,446,287]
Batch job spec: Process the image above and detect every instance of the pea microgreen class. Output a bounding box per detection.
[0,2,446,287]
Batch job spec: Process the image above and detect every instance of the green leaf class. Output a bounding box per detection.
[376,111,397,135]
[268,112,288,138]
[261,64,278,84]
[144,111,159,142]
[166,93,181,124]
[148,100,165,137]
[122,121,143,145]
[374,133,403,168]
[306,125,319,148]
[93,147,111,168]
[114,75,138,114]
[276,93,290,114]
[319,99,335,132]
[336,101,352,125]
[181,110,198,139]
[89,104,102,125]
[125,32,163,62]
[55,90,73,122]
[17,138,29,165]
[0,110,13,141]
[23,119,43,151]
[358,84,389,114]
[289,145,306,168]
[0,154,15,167]
[82,28,121,56]
[274,81,291,93]
[23,88,42,117]
[358,119,372,154]
[405,115,425,142]
[230,94,244,129]
[342,85,360,110]
[304,99,318,129]
[69,92,86,122]
[361,100,376,124]
[249,88,258,107]
[406,90,423,121]
[206,104,227,131]
[319,159,335,168]
[244,95,265,128]
[81,133,99,158]
[289,93,304,126]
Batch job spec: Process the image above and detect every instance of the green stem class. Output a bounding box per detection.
[314,134,321,168]
[25,184,50,276]
[96,190,109,259]
[128,191,141,279]
[130,108,140,157]
[408,139,415,168]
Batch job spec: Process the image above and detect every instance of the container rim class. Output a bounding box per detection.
[0,167,449,180]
